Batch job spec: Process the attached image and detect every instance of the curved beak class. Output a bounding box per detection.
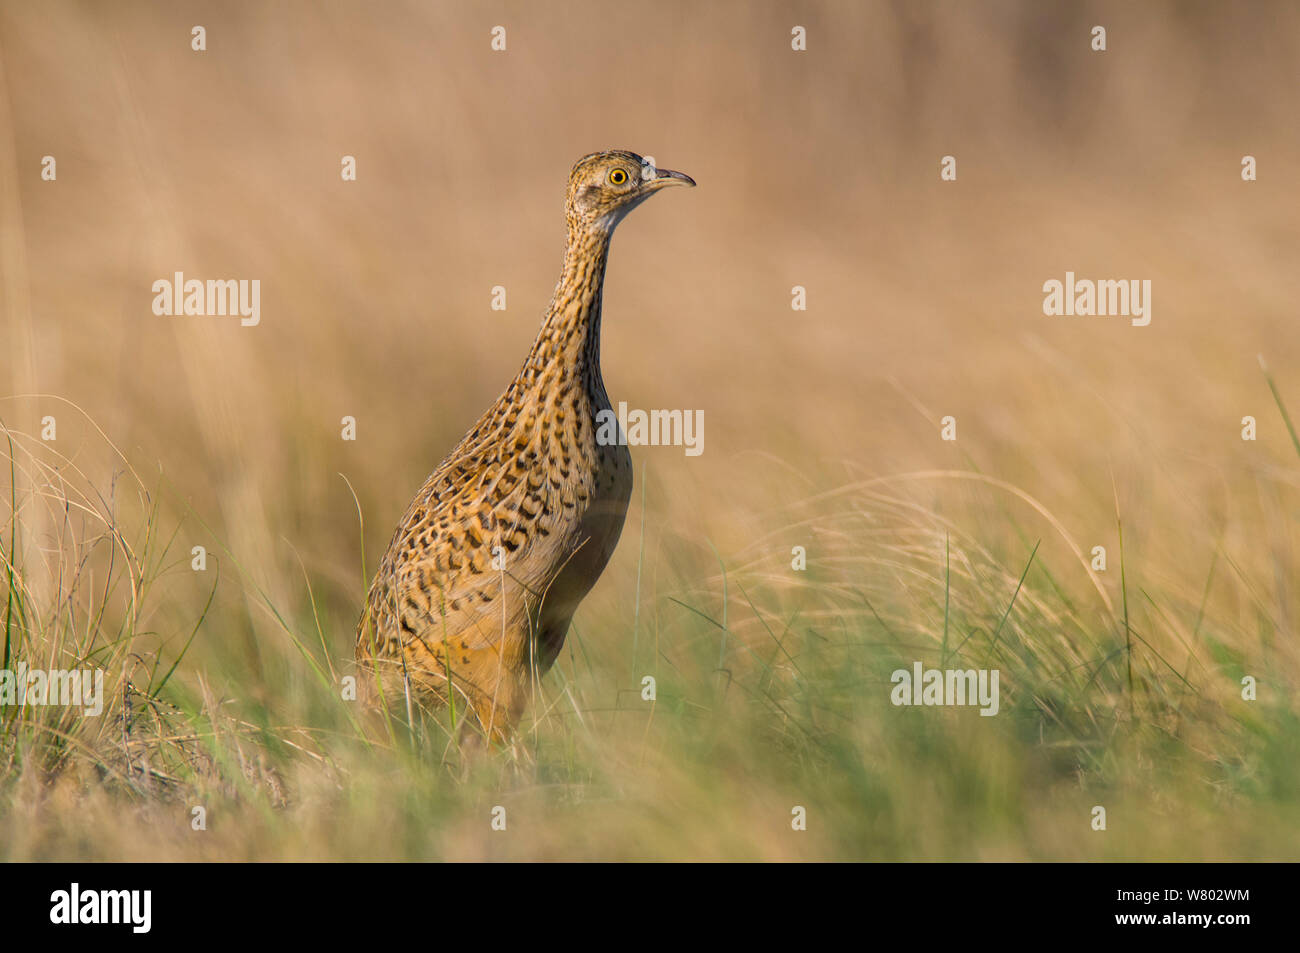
[648,167,696,190]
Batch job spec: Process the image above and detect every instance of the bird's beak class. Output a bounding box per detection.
[647,167,696,189]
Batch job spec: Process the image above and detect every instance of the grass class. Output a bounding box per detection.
[0,370,1297,862]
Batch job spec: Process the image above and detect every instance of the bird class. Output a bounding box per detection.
[356,149,694,745]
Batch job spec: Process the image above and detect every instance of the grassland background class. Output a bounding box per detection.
[1,0,1298,860]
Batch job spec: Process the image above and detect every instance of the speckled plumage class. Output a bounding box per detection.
[356,150,694,742]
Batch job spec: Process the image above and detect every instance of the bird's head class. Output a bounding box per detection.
[565,150,695,232]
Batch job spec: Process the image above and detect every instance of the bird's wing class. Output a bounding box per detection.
[357,437,557,659]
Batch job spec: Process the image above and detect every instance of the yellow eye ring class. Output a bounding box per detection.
[608,168,628,185]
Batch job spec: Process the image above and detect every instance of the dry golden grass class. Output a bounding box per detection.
[1,0,1298,860]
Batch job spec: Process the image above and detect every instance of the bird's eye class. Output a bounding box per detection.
[608,168,628,185]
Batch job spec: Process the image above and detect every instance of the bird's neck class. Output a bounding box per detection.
[526,225,612,387]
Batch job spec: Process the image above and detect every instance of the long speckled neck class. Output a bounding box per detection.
[525,223,613,392]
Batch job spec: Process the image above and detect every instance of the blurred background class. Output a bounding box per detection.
[1,0,1298,860]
